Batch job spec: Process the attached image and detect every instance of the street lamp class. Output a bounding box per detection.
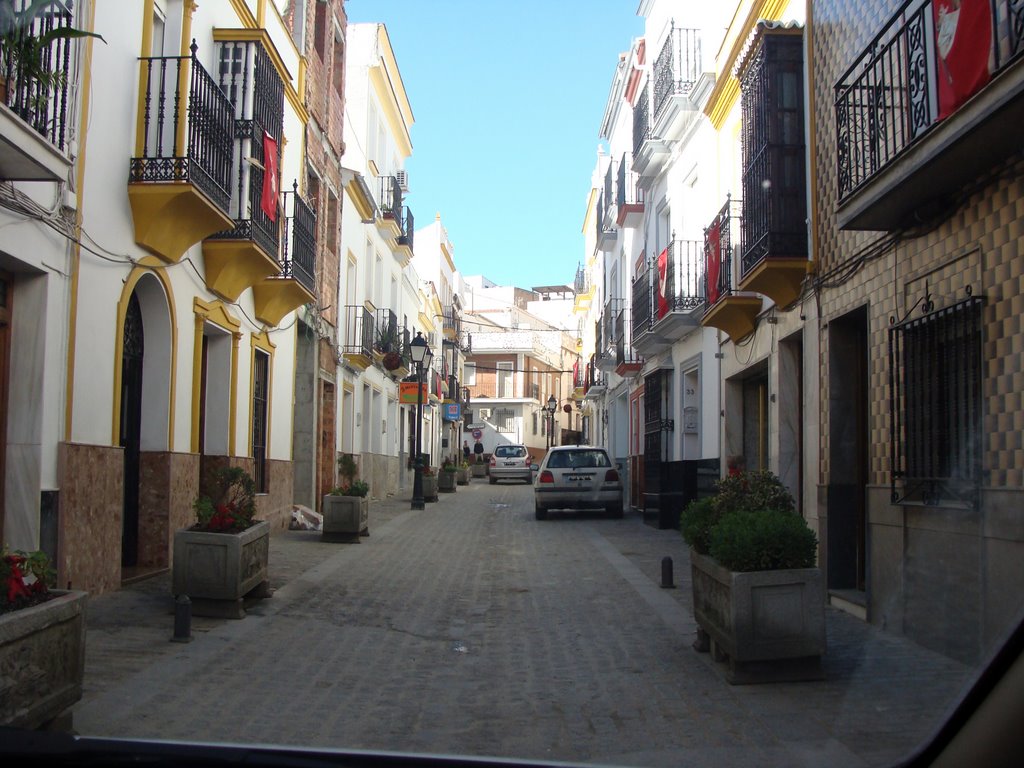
[545,394,557,450]
[410,332,432,510]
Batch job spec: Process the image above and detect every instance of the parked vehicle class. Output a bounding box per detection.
[532,445,623,520]
[488,444,533,484]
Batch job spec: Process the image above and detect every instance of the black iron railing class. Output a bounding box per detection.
[379,175,402,217]
[652,24,701,121]
[616,153,643,209]
[603,161,615,221]
[834,0,1024,201]
[632,259,653,338]
[632,83,650,159]
[664,239,704,312]
[574,264,589,295]
[615,305,642,369]
[0,0,74,150]
[443,304,461,340]
[703,196,739,308]
[343,305,374,358]
[129,44,234,213]
[398,205,414,250]
[281,182,316,293]
[374,308,398,353]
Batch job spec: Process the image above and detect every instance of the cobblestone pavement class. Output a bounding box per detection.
[71,480,974,767]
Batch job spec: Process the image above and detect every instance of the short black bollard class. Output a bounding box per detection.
[661,556,676,589]
[172,594,193,643]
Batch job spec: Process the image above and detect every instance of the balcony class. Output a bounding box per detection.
[651,25,702,144]
[442,304,461,342]
[632,82,670,180]
[394,205,414,263]
[203,39,285,302]
[615,153,644,227]
[573,264,594,311]
[341,305,374,371]
[375,174,403,238]
[834,0,1024,231]
[701,197,761,342]
[373,307,398,360]
[584,356,606,398]
[615,305,643,377]
[595,300,620,372]
[631,258,661,355]
[128,44,235,263]
[652,239,703,340]
[737,26,809,309]
[0,0,76,181]
[252,183,318,326]
[596,162,617,252]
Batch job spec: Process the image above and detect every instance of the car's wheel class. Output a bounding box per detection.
[535,504,548,521]
[607,502,624,519]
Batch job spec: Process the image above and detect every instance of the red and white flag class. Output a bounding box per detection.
[656,248,670,319]
[933,0,992,120]
[261,132,279,221]
[705,222,721,306]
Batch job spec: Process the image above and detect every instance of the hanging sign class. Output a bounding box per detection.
[399,382,428,404]
[443,403,461,421]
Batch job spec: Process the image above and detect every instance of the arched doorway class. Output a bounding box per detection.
[120,292,144,567]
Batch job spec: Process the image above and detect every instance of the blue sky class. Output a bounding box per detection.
[346,0,643,288]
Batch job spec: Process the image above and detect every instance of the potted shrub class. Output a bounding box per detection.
[420,464,438,502]
[322,479,370,543]
[172,466,270,619]
[438,458,458,493]
[456,460,471,485]
[0,547,86,729]
[681,470,824,684]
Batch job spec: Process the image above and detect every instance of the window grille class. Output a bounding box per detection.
[495,408,515,434]
[888,295,983,506]
[252,350,270,493]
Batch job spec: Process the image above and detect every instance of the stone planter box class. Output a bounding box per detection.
[457,467,470,485]
[422,473,438,502]
[689,548,825,684]
[0,590,87,730]
[438,470,458,492]
[471,463,486,478]
[172,520,271,619]
[321,494,369,543]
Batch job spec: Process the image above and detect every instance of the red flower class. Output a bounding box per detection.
[5,556,30,604]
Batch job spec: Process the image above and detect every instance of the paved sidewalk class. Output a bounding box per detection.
[73,480,974,767]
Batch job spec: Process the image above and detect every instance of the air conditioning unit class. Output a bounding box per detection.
[478,408,491,420]
[396,169,409,192]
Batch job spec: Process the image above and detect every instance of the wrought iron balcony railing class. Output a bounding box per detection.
[379,175,402,218]
[664,239,704,312]
[703,196,740,308]
[834,0,1024,201]
[632,82,650,159]
[397,205,414,250]
[0,0,75,151]
[281,182,316,293]
[129,44,234,213]
[374,307,398,353]
[616,153,643,210]
[652,24,701,122]
[631,259,653,338]
[342,304,374,358]
[442,304,461,340]
[615,305,642,369]
[574,264,590,295]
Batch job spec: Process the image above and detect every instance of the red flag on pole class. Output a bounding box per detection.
[261,132,279,221]
[933,0,992,120]
[706,222,721,306]
[656,248,670,319]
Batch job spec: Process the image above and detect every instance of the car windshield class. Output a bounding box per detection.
[3,2,1019,768]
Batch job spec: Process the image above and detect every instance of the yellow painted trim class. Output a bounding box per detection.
[111,263,180,447]
[581,187,596,234]
[375,25,414,132]
[703,0,789,130]
[256,0,266,27]
[252,277,316,326]
[213,28,309,126]
[230,332,240,455]
[439,241,456,274]
[128,182,236,263]
[805,1,819,273]
[134,0,156,157]
[175,3,197,153]
[191,299,242,453]
[229,0,258,27]
[369,68,413,159]
[345,177,375,221]
[201,239,281,302]
[65,0,100,441]
[250,330,276,460]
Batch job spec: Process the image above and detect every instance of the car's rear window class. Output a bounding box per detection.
[546,450,610,469]
[495,445,527,458]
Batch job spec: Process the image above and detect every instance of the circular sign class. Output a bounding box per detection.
[472,428,482,440]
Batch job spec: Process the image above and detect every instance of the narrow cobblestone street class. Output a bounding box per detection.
[72,480,972,767]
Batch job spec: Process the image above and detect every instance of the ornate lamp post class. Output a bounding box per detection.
[545,394,557,450]
[410,332,433,510]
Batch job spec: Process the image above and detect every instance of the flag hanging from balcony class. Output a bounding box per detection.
[261,132,279,222]
[933,0,992,120]
[657,248,670,319]
[705,221,721,306]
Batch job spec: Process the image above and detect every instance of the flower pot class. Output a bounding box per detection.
[321,494,369,543]
[172,520,271,619]
[438,470,458,492]
[0,590,87,730]
[689,547,825,684]
[421,473,438,502]
[457,467,470,485]
[471,464,486,478]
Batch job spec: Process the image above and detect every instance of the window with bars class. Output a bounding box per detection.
[889,296,984,506]
[252,350,270,494]
[495,408,515,434]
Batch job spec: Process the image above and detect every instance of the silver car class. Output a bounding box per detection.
[532,445,623,520]
[488,444,533,484]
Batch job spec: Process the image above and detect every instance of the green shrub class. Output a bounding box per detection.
[708,508,818,572]
[713,470,796,517]
[679,496,718,555]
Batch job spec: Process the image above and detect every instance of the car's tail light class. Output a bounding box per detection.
[489,455,496,466]
[605,469,620,482]
[539,470,554,484]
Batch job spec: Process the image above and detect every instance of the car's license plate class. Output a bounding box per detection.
[504,461,517,466]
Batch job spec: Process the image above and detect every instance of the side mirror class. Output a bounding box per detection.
[530,464,539,472]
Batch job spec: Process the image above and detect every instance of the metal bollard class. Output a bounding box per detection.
[171,594,193,643]
[661,556,676,589]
